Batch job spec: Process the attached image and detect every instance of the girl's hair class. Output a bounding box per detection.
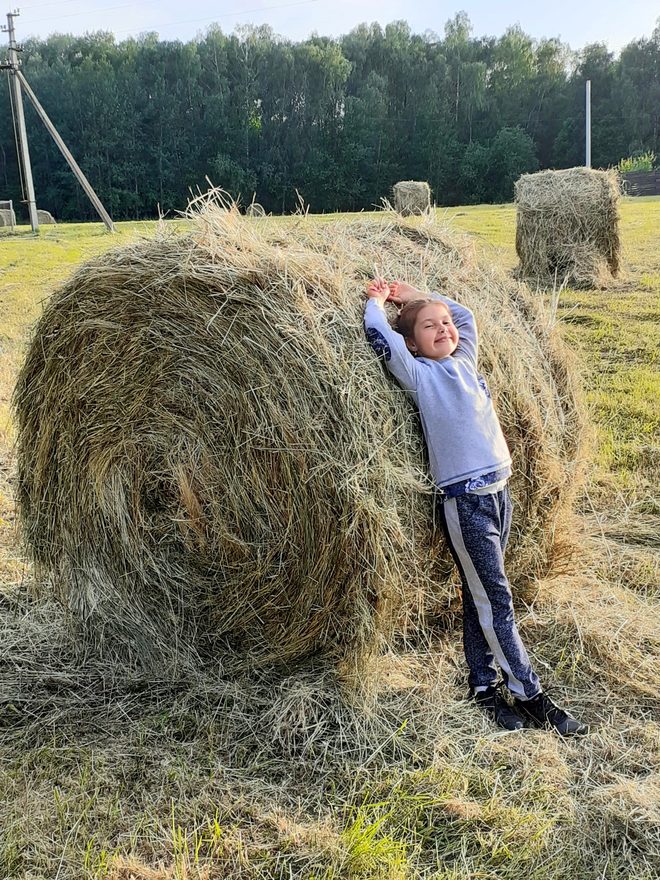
[395,298,449,339]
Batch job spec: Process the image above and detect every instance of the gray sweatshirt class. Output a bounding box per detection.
[364,294,512,490]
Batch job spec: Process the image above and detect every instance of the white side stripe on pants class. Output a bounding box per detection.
[443,497,526,697]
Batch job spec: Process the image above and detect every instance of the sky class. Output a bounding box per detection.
[7,0,660,53]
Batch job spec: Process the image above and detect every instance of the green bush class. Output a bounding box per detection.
[617,151,655,172]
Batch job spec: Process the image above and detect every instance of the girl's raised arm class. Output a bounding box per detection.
[363,298,419,392]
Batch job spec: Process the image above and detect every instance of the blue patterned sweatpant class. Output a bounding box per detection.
[437,487,541,700]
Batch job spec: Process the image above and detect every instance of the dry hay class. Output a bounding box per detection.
[592,774,660,849]
[37,209,56,224]
[0,207,17,227]
[515,167,621,289]
[393,181,431,216]
[13,200,586,674]
[246,202,266,218]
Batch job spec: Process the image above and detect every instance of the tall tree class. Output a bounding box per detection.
[1,16,658,220]
[616,20,660,156]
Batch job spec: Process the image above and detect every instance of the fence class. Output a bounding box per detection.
[620,170,660,196]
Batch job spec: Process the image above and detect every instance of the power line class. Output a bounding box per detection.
[19,0,125,11]
[21,0,165,24]
[21,0,323,33]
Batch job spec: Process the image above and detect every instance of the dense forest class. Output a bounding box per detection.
[1,13,659,220]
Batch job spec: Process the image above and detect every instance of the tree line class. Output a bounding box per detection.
[1,13,658,220]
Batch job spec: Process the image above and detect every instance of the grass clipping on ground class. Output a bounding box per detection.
[515,167,621,289]
[13,202,585,673]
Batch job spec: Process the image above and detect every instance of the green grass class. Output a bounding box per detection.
[446,196,660,502]
[442,203,519,258]
[1,199,659,880]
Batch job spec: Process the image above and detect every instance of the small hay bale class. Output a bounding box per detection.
[246,202,266,218]
[0,207,17,227]
[515,167,621,288]
[14,203,586,673]
[37,209,56,224]
[393,181,431,216]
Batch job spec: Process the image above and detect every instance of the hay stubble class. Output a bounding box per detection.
[1,201,658,880]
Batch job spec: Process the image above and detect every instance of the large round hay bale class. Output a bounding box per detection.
[393,181,431,216]
[14,205,585,673]
[245,202,266,218]
[0,207,17,227]
[37,209,56,224]
[515,167,621,288]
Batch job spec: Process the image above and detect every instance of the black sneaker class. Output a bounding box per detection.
[472,684,524,731]
[515,692,588,736]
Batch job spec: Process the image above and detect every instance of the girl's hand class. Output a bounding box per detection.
[388,280,424,304]
[366,277,390,303]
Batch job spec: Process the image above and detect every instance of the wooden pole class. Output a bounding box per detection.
[3,12,38,231]
[16,68,115,231]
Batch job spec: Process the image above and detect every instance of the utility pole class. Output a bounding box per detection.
[2,9,115,232]
[585,80,592,168]
[2,10,39,231]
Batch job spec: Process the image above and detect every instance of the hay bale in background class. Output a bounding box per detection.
[13,203,585,674]
[393,181,431,216]
[246,202,266,218]
[0,208,17,227]
[515,167,621,288]
[37,209,56,224]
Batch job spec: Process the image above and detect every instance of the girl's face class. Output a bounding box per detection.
[406,303,459,359]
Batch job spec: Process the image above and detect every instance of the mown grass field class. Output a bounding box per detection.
[0,198,658,880]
